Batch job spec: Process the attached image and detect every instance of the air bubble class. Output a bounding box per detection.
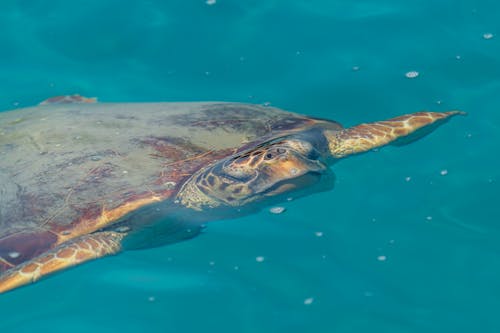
[8,252,20,259]
[440,169,448,176]
[206,0,216,4]
[405,71,419,79]
[304,297,314,305]
[269,206,286,214]
[315,231,324,237]
[483,33,494,40]
[255,256,265,262]
[377,255,387,261]
[115,226,131,233]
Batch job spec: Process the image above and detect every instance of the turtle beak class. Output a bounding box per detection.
[262,170,325,197]
[250,149,329,198]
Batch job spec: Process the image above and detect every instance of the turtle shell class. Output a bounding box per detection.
[0,101,341,273]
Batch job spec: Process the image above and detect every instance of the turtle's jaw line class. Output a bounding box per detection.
[262,171,323,197]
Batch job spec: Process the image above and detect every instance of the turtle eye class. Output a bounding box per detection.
[264,147,287,160]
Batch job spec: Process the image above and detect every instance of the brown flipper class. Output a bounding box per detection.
[39,94,98,105]
[325,111,465,158]
[0,231,124,294]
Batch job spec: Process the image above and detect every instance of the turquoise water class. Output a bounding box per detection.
[1,1,499,332]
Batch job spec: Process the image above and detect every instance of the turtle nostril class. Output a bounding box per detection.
[276,148,286,154]
[265,153,273,160]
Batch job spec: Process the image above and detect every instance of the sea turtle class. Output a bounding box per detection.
[0,95,463,293]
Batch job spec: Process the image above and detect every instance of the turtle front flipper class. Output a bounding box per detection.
[39,94,98,105]
[0,231,124,294]
[325,111,465,158]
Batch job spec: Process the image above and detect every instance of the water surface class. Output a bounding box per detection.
[0,1,499,332]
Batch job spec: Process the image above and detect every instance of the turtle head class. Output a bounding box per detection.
[177,128,335,210]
